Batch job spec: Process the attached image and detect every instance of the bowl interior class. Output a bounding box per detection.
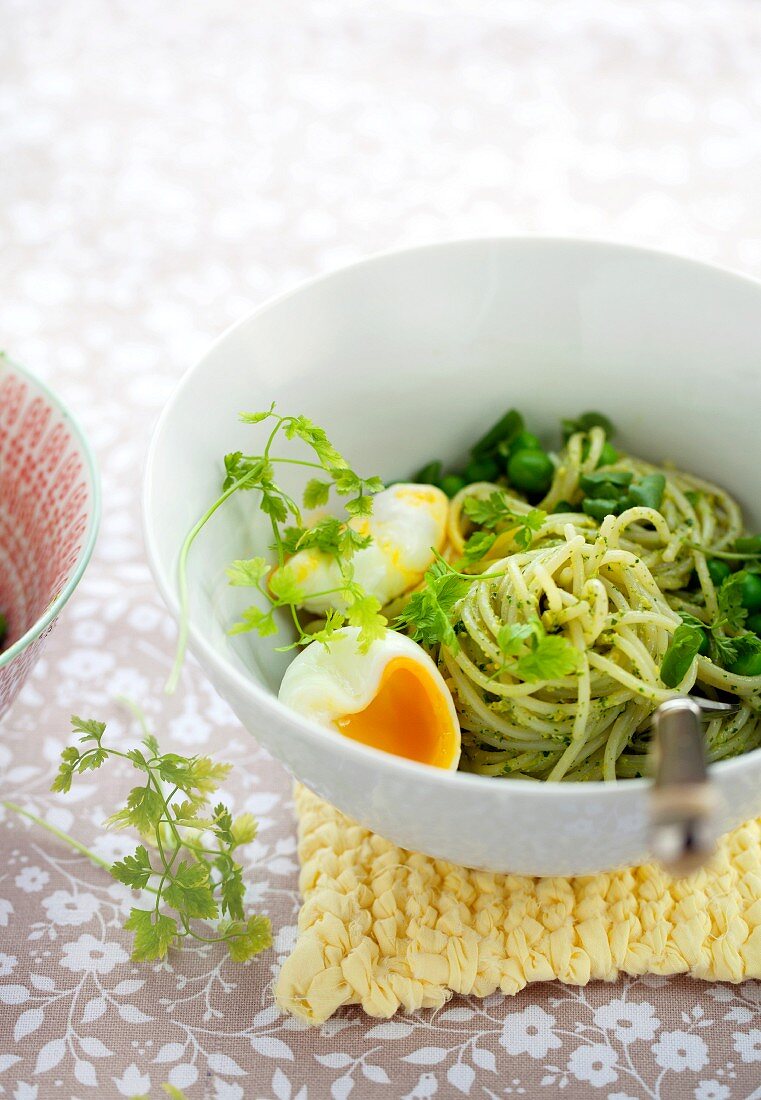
[146,238,761,707]
[0,356,99,664]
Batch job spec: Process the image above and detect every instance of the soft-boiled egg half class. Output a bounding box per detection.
[272,483,448,614]
[279,627,461,769]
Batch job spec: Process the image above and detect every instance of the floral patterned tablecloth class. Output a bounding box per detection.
[2,1,761,1097]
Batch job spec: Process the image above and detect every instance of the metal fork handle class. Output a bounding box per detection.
[649,697,718,876]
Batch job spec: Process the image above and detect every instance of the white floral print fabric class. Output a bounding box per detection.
[1,0,761,1096]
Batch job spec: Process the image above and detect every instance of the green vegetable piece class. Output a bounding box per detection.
[660,623,704,687]
[471,408,524,458]
[740,572,761,613]
[580,470,633,494]
[562,411,616,442]
[465,456,499,483]
[440,474,466,498]
[626,473,666,511]
[728,634,761,677]
[413,460,442,486]
[707,559,732,587]
[506,449,554,495]
[596,441,619,468]
[747,612,761,635]
[581,497,620,522]
[734,535,761,556]
[552,500,575,514]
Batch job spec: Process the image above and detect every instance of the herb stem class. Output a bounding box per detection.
[3,801,155,895]
[167,463,269,694]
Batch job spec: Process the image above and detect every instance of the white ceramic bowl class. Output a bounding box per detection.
[144,238,761,875]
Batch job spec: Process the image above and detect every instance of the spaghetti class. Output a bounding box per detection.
[423,426,761,781]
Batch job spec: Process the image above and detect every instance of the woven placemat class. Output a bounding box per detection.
[275,784,761,1024]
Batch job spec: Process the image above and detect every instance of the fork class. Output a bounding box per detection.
[648,696,740,875]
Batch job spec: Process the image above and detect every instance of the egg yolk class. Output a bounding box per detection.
[336,657,456,768]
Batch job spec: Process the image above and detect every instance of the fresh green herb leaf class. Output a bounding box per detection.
[163,861,218,920]
[395,558,472,651]
[496,622,538,657]
[11,713,272,965]
[307,608,347,647]
[515,634,582,681]
[226,558,270,587]
[303,478,332,509]
[239,405,276,424]
[462,531,498,562]
[268,568,305,605]
[463,493,545,549]
[223,914,274,962]
[111,845,154,889]
[169,405,386,690]
[346,593,387,651]
[228,605,277,637]
[718,572,750,631]
[125,908,179,962]
[463,491,514,528]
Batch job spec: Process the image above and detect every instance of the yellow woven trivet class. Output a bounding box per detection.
[275,784,761,1024]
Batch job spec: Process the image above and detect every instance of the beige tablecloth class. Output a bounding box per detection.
[2,2,761,1097]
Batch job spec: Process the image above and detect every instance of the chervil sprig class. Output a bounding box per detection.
[394,554,512,652]
[168,406,385,690]
[493,618,582,682]
[462,492,546,560]
[6,714,272,964]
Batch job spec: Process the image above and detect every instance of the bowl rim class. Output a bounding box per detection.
[0,353,101,670]
[142,233,761,798]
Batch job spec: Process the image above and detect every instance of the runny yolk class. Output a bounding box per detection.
[336,657,456,768]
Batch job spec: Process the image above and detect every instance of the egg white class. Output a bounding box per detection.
[275,483,448,614]
[278,626,461,768]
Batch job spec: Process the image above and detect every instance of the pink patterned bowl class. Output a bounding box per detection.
[0,354,100,719]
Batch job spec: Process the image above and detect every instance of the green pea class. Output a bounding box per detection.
[508,431,542,455]
[746,613,761,635]
[596,441,619,468]
[506,449,554,495]
[440,474,466,498]
[729,647,761,677]
[707,559,732,587]
[413,460,442,486]
[464,456,499,483]
[740,572,761,613]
